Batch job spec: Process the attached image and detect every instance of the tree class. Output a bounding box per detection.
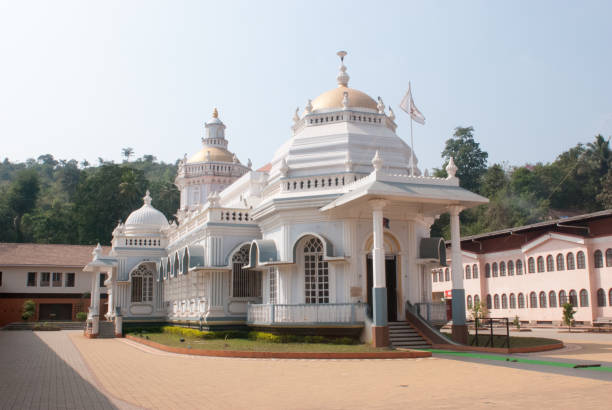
[22,300,36,322]
[470,300,489,328]
[122,147,134,162]
[7,169,40,241]
[439,126,489,193]
[562,302,576,333]
[73,165,147,244]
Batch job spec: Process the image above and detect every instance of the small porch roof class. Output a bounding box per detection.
[320,173,488,214]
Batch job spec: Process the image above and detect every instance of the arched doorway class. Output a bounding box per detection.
[364,233,401,322]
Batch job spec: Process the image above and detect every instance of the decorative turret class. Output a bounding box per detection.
[336,50,350,87]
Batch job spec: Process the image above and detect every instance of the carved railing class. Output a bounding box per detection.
[247,303,366,326]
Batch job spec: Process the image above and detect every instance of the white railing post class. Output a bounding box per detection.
[271,304,275,324]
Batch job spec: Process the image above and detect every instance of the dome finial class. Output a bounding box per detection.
[212,107,218,118]
[143,190,152,206]
[336,51,349,87]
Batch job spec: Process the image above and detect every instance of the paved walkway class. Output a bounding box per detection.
[0,331,137,410]
[71,334,611,409]
[2,330,611,409]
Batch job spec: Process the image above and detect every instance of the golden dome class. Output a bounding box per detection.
[311,85,378,112]
[187,146,235,164]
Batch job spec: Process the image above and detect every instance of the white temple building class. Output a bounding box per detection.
[85,53,488,346]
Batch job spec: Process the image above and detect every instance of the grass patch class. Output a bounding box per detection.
[443,333,561,348]
[130,332,389,353]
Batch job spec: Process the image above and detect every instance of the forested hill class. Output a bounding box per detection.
[0,132,610,245]
[0,155,179,245]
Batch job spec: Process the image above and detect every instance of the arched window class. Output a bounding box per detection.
[518,293,525,308]
[232,245,261,298]
[467,295,473,309]
[546,255,554,272]
[432,271,438,282]
[609,289,612,306]
[500,261,506,276]
[559,290,567,305]
[438,270,443,282]
[131,264,153,303]
[597,288,606,307]
[494,294,500,309]
[508,260,514,276]
[465,265,471,279]
[472,264,479,279]
[539,291,547,308]
[486,294,492,309]
[606,249,612,267]
[549,291,557,308]
[501,294,508,309]
[304,237,329,304]
[445,268,450,281]
[474,295,480,307]
[516,259,523,275]
[579,289,589,307]
[492,262,498,277]
[528,257,535,273]
[566,253,575,270]
[529,292,538,308]
[509,293,516,309]
[569,290,578,306]
[577,251,585,269]
[594,250,603,268]
[556,254,565,271]
[485,263,491,278]
[536,256,545,273]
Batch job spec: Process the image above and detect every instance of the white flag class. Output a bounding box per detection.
[400,82,425,125]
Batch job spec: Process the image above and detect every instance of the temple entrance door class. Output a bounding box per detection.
[366,255,398,322]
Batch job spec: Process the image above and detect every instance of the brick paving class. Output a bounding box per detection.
[2,330,611,410]
[72,334,612,410]
[0,331,137,410]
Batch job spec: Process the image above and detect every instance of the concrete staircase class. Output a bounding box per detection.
[388,321,432,349]
[98,321,115,338]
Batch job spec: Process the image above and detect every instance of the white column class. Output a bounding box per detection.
[449,205,466,326]
[93,272,101,315]
[369,199,387,327]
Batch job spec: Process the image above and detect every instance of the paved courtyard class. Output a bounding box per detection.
[1,330,611,410]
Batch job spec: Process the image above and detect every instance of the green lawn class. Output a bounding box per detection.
[131,333,391,353]
[443,333,561,348]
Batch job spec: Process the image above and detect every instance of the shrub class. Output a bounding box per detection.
[21,300,36,322]
[76,312,87,321]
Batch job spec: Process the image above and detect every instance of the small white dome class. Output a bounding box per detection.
[125,191,169,230]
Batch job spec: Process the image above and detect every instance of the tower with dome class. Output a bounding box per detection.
[85,52,488,347]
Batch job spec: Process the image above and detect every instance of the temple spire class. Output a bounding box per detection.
[336,50,349,87]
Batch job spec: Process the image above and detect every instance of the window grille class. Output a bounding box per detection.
[546,255,554,272]
[556,254,564,270]
[569,290,578,306]
[516,260,523,275]
[27,272,37,287]
[530,292,538,308]
[549,291,557,308]
[579,289,589,307]
[566,253,575,270]
[65,273,75,287]
[536,257,544,273]
[269,267,277,304]
[507,260,514,275]
[594,250,603,268]
[40,272,50,287]
[131,265,153,302]
[597,289,606,307]
[559,290,567,305]
[518,293,525,308]
[472,264,478,278]
[576,251,585,269]
[528,258,535,273]
[539,291,547,308]
[501,294,508,309]
[52,272,62,287]
[304,237,329,304]
[232,245,261,297]
[509,293,516,309]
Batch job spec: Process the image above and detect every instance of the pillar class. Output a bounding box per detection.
[449,205,468,344]
[370,199,388,347]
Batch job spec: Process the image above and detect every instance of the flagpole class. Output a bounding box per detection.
[410,106,415,177]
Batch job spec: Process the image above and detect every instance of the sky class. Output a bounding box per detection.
[0,0,611,173]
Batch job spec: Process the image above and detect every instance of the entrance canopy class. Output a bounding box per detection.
[320,171,488,217]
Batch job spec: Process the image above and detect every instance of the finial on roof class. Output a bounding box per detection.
[446,157,458,179]
[305,99,313,114]
[293,107,300,124]
[93,243,102,260]
[212,108,218,118]
[377,97,385,114]
[336,51,350,87]
[143,190,152,205]
[388,107,395,121]
[342,91,349,109]
[372,150,383,172]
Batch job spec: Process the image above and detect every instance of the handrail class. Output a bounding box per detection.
[405,301,460,346]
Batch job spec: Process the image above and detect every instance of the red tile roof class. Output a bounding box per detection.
[257,162,272,172]
[0,243,111,268]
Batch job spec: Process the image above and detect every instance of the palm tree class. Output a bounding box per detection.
[122,147,134,162]
[586,135,610,177]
